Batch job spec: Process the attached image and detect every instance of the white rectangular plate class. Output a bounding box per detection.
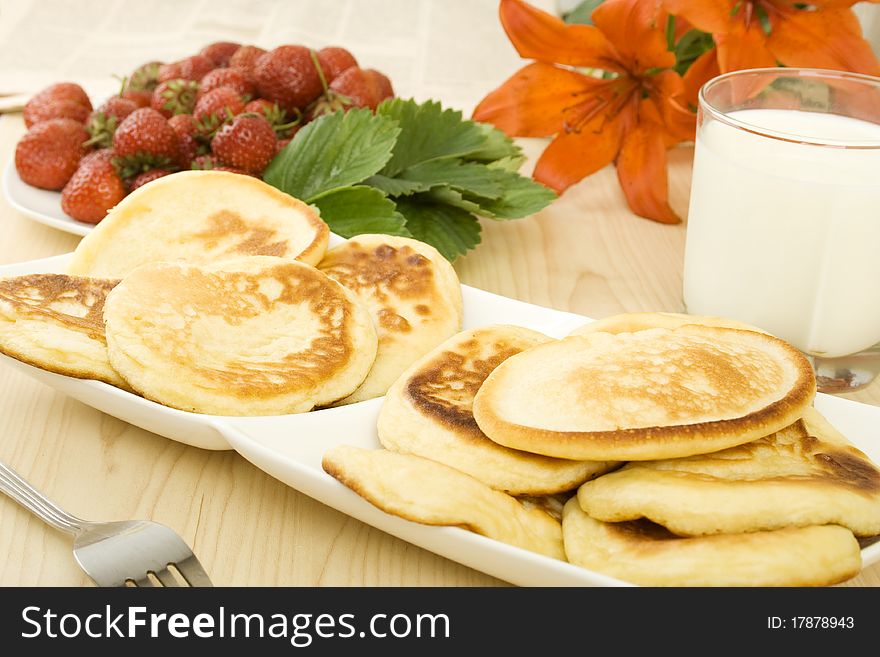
[1,253,878,586]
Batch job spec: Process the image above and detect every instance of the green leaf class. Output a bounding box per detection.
[463,122,523,162]
[377,98,488,176]
[470,171,557,219]
[310,186,410,238]
[263,108,400,202]
[394,197,481,261]
[486,155,526,173]
[673,29,715,76]
[399,159,503,199]
[426,187,484,214]
[364,174,429,196]
[563,0,604,25]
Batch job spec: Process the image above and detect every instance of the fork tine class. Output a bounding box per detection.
[130,574,156,588]
[153,567,183,587]
[172,556,213,587]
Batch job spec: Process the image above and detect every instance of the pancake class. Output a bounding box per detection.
[322,445,565,560]
[378,325,618,494]
[67,170,329,278]
[561,498,861,587]
[569,311,770,337]
[473,325,816,461]
[577,407,880,537]
[103,256,377,415]
[318,234,462,404]
[0,273,124,387]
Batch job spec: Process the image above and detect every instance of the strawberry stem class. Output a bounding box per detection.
[310,48,330,93]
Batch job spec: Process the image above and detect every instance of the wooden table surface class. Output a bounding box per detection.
[0,113,878,587]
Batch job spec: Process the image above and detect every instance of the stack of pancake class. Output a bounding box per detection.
[323,313,880,586]
[0,171,463,415]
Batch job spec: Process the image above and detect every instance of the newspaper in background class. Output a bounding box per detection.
[0,0,558,116]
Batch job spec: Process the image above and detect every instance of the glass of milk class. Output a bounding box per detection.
[683,68,880,393]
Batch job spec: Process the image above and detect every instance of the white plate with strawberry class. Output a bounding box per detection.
[3,158,93,236]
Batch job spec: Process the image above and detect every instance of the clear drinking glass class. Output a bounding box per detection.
[683,68,880,393]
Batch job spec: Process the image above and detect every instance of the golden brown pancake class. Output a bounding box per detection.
[577,407,880,537]
[67,170,329,278]
[103,256,377,415]
[562,498,861,587]
[569,311,770,336]
[318,234,462,404]
[473,325,816,461]
[0,273,125,387]
[378,325,618,494]
[322,445,565,560]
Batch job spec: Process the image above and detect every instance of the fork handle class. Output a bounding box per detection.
[0,461,85,534]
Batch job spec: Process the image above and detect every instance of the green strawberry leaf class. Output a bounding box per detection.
[263,108,400,202]
[470,171,557,219]
[426,187,484,214]
[377,99,488,176]
[394,196,482,261]
[364,174,429,197]
[310,186,410,238]
[398,159,504,200]
[462,121,524,163]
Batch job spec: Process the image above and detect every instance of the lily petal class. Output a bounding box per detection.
[499,0,622,71]
[683,47,720,109]
[663,0,736,33]
[592,0,676,73]
[768,7,880,75]
[646,70,696,142]
[533,106,628,193]
[715,21,777,72]
[616,116,680,224]
[473,63,613,137]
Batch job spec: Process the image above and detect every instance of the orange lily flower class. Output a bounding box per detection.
[473,0,695,224]
[665,0,880,76]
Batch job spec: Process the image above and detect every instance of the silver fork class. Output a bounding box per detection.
[0,460,212,587]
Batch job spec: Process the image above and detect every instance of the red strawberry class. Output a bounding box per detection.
[112,108,179,177]
[151,79,199,117]
[85,96,139,148]
[200,41,241,67]
[23,97,91,128]
[80,148,116,167]
[275,136,293,154]
[61,156,126,224]
[329,67,393,110]
[198,68,255,100]
[190,154,220,170]
[229,45,266,75]
[243,99,299,137]
[157,61,181,83]
[316,47,358,84]
[193,86,245,134]
[167,114,206,167]
[159,55,214,83]
[15,118,88,190]
[129,168,172,191]
[127,61,162,92]
[211,113,277,174]
[122,89,153,108]
[253,45,322,113]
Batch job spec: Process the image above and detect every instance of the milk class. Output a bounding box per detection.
[683,109,880,358]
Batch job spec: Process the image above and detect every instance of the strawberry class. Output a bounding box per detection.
[253,45,322,113]
[112,108,179,177]
[316,47,358,84]
[200,41,241,67]
[151,79,199,117]
[15,118,88,190]
[127,61,162,92]
[243,99,299,137]
[193,86,245,134]
[61,156,126,224]
[190,154,221,170]
[198,68,255,100]
[23,97,91,128]
[159,55,214,83]
[80,148,116,167]
[275,135,294,154]
[211,113,277,175]
[167,113,206,167]
[24,82,92,127]
[129,168,172,191]
[229,45,266,75]
[85,96,139,149]
[329,67,393,110]
[122,89,153,108]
